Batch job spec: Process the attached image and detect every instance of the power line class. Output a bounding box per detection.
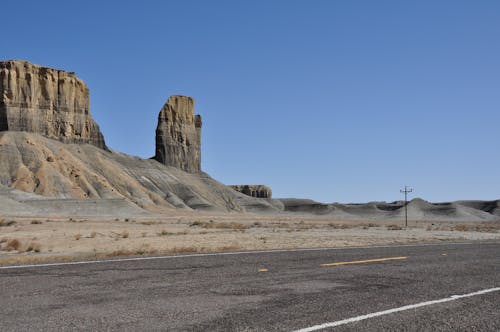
[400,186,413,227]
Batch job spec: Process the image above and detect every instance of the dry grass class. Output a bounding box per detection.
[217,245,241,251]
[169,246,200,254]
[387,224,404,230]
[189,220,249,231]
[453,223,500,233]
[4,239,22,251]
[328,223,351,229]
[0,244,246,266]
[0,215,498,267]
[0,219,17,227]
[26,242,41,252]
[0,239,40,253]
[141,221,160,226]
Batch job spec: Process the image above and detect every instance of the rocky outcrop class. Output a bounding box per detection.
[0,131,281,214]
[0,60,106,149]
[229,185,272,198]
[155,95,202,173]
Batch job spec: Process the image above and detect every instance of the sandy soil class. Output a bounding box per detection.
[0,214,499,265]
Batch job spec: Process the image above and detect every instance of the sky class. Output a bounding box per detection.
[2,0,499,203]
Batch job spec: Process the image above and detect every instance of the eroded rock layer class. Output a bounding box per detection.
[229,185,272,198]
[155,95,202,173]
[0,60,106,149]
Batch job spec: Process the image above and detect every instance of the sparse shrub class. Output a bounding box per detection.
[170,246,199,253]
[108,249,132,257]
[0,220,16,227]
[5,239,21,251]
[387,224,403,231]
[26,242,41,252]
[189,220,249,230]
[157,230,172,236]
[453,223,500,233]
[89,232,97,238]
[454,224,470,232]
[361,223,376,229]
[218,245,241,251]
[121,231,129,238]
[252,221,262,227]
[31,220,43,225]
[140,221,158,226]
[74,234,82,240]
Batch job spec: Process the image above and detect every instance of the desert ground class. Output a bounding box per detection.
[1,213,499,266]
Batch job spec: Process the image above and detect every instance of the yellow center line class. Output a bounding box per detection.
[320,256,408,267]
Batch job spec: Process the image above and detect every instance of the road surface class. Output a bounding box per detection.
[0,241,499,331]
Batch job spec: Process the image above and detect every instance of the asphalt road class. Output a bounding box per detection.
[0,242,499,331]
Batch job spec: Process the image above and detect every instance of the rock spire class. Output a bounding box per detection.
[154,95,202,173]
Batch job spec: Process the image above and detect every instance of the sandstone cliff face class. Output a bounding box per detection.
[0,60,106,149]
[155,95,202,173]
[229,185,272,198]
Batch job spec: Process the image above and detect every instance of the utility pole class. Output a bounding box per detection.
[400,186,413,227]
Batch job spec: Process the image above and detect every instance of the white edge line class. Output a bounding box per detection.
[0,241,495,270]
[292,287,500,332]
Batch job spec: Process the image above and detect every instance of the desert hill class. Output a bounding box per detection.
[278,198,499,222]
[0,131,280,216]
[0,60,498,221]
[1,131,498,221]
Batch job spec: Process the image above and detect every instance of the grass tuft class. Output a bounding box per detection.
[387,224,403,230]
[5,239,22,251]
[189,221,249,231]
[0,219,17,227]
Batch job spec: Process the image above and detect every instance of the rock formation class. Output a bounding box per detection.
[229,185,272,198]
[0,60,106,149]
[155,95,202,173]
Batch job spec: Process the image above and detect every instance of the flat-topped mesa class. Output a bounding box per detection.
[0,60,106,149]
[229,185,272,198]
[155,95,202,173]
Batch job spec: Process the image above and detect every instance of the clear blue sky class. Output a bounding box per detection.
[3,0,499,203]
